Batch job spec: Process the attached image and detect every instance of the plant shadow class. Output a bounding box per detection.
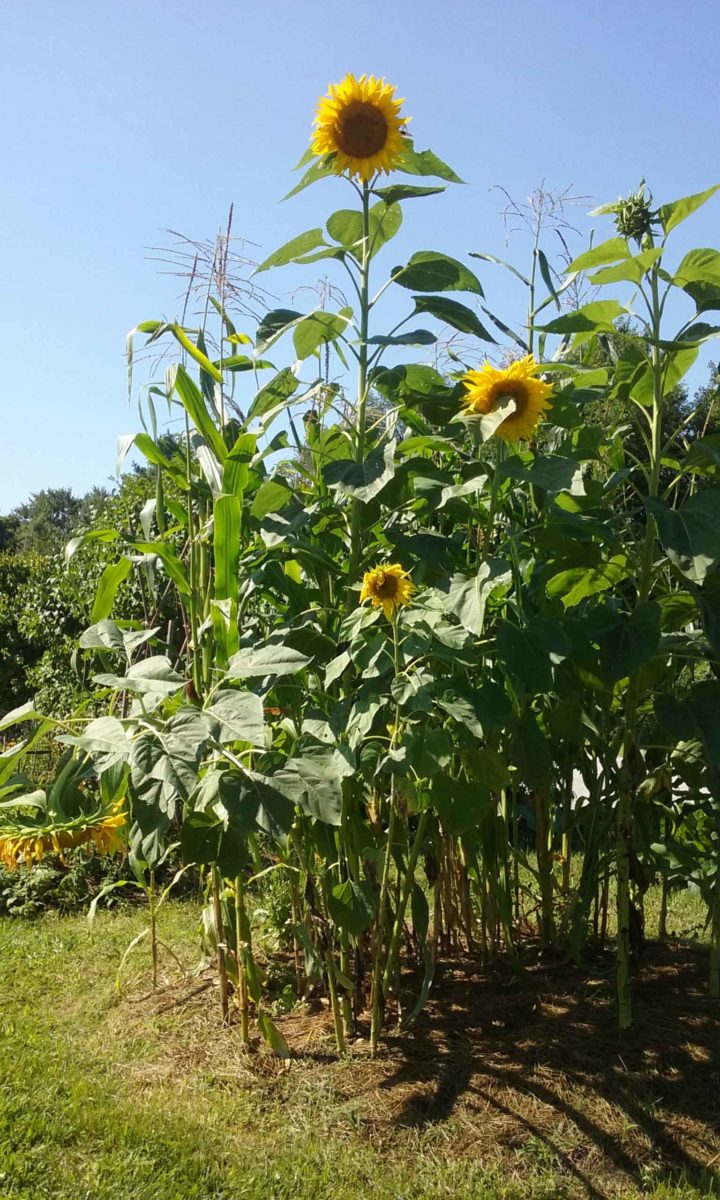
[372,942,720,1198]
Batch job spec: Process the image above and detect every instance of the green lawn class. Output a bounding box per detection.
[0,902,718,1200]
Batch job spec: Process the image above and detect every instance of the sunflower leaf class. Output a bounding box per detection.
[392,252,484,295]
[412,295,496,341]
[373,184,446,203]
[255,229,329,274]
[323,440,397,502]
[396,142,464,184]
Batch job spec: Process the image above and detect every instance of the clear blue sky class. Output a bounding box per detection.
[1,0,718,511]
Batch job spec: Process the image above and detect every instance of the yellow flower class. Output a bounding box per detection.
[312,73,409,183]
[0,803,127,871]
[360,563,415,621]
[460,355,553,443]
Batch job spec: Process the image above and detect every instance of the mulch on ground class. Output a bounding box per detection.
[123,940,720,1199]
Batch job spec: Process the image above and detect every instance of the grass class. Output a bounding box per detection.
[0,894,718,1200]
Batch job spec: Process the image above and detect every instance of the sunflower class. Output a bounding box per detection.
[0,803,127,870]
[460,355,553,443]
[360,563,415,620]
[312,73,409,183]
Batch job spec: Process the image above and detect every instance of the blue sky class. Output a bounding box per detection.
[1,0,718,511]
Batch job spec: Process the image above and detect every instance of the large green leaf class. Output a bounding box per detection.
[293,308,352,361]
[204,690,265,747]
[646,491,720,583]
[599,602,661,682]
[431,774,490,835]
[392,251,483,295]
[168,364,227,463]
[673,249,720,289]
[395,141,463,183]
[255,309,303,353]
[373,183,445,203]
[566,238,629,272]
[327,878,378,935]
[226,645,312,679]
[132,543,191,597]
[326,201,402,259]
[60,716,131,772]
[589,248,662,286]
[213,494,242,604]
[250,479,293,520]
[180,809,220,862]
[658,185,720,233]
[283,155,340,199]
[539,300,626,334]
[440,560,511,636]
[323,439,396,502]
[435,681,511,738]
[412,295,496,341]
[273,748,354,826]
[367,329,437,348]
[496,617,571,694]
[246,367,299,423]
[131,711,210,821]
[91,557,133,622]
[255,228,329,273]
[509,711,553,789]
[219,769,296,843]
[94,655,185,696]
[500,455,584,495]
[547,555,629,608]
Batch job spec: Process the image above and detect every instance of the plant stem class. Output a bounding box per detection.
[616,261,664,1031]
[149,869,158,989]
[382,808,429,997]
[234,875,250,1046]
[348,182,372,585]
[211,866,230,1024]
[325,947,347,1055]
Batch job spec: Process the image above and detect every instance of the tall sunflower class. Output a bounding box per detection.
[312,74,408,183]
[360,563,415,621]
[460,355,553,443]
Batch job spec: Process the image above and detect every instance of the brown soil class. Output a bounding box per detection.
[128,941,720,1199]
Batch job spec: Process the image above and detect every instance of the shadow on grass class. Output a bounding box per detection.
[375,941,720,1198]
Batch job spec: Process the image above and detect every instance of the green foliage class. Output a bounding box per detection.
[6,134,720,1055]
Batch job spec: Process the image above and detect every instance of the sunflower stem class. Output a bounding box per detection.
[617,257,663,1032]
[348,181,372,586]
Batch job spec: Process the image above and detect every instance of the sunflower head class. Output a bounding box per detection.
[360,563,415,621]
[0,803,127,870]
[312,73,409,183]
[460,355,553,443]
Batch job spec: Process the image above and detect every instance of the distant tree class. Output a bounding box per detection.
[11,488,83,555]
[0,515,19,552]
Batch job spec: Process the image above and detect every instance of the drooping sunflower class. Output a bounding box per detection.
[0,803,127,870]
[312,73,409,183]
[360,563,415,621]
[460,355,554,443]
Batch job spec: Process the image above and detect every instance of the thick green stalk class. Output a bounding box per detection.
[382,809,429,996]
[535,788,555,950]
[234,875,250,1046]
[324,947,347,1055]
[211,866,230,1023]
[616,262,664,1030]
[148,869,158,989]
[370,798,396,1057]
[184,414,202,701]
[348,183,372,584]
